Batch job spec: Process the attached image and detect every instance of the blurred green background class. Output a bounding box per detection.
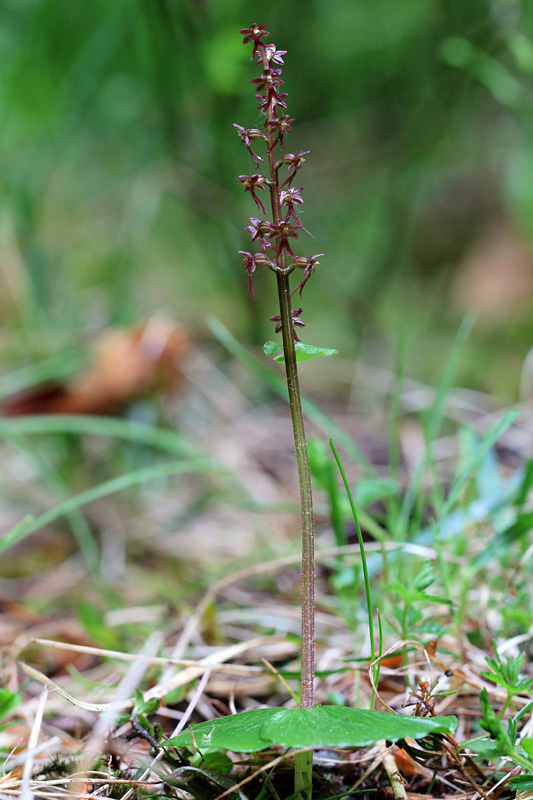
[1,0,533,400]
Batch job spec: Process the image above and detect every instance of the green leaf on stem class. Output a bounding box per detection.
[165,705,457,753]
[264,341,338,363]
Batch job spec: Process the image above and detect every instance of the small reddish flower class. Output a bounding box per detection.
[279,186,304,222]
[271,220,301,257]
[261,44,287,66]
[291,254,324,298]
[244,217,275,253]
[252,69,286,117]
[239,250,272,297]
[239,23,269,57]
[251,68,284,93]
[269,307,306,341]
[237,173,269,215]
[256,90,288,115]
[277,151,310,187]
[266,114,294,151]
[233,125,267,166]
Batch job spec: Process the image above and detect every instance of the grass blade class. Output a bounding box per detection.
[0,458,222,555]
[329,439,376,703]
[0,414,198,457]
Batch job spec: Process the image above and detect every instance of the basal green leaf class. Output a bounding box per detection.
[480,672,512,690]
[260,706,457,748]
[166,705,457,753]
[165,707,274,752]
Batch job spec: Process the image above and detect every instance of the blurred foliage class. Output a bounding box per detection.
[0,0,532,396]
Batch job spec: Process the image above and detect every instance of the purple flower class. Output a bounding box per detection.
[233,125,267,166]
[271,220,301,257]
[244,217,275,253]
[269,307,306,341]
[252,69,287,117]
[256,90,288,116]
[279,186,304,222]
[237,173,269,215]
[261,44,287,66]
[266,114,294,151]
[239,250,272,297]
[291,254,324,298]
[239,23,269,58]
[277,151,310,187]
[251,68,284,93]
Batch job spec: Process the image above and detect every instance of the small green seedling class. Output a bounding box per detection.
[463,689,533,781]
[481,643,533,716]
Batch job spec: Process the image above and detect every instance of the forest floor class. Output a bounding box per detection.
[1,328,532,799]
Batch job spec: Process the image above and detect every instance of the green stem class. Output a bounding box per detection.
[509,748,533,771]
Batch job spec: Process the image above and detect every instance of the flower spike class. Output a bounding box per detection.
[234,24,323,314]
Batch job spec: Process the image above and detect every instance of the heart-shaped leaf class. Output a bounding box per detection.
[165,705,457,753]
[264,341,338,363]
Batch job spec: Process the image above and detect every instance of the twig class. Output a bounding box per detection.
[382,746,408,800]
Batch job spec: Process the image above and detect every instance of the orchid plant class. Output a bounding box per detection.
[166,24,457,800]
[235,20,325,718]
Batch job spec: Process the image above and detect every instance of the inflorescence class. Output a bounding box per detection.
[235,23,323,341]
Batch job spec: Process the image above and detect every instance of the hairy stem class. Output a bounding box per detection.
[265,114,315,712]
[277,277,314,800]
[276,271,315,707]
